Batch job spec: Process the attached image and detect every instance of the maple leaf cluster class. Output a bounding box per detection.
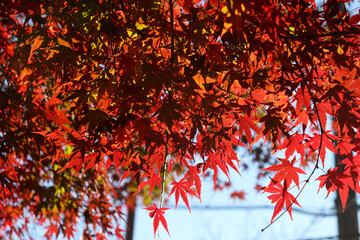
[1,0,360,238]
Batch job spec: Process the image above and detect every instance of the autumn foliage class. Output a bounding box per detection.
[1,0,360,238]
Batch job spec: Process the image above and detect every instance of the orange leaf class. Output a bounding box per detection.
[57,37,72,49]
[28,35,43,61]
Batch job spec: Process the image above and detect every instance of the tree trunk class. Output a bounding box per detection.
[125,195,136,240]
[335,152,359,240]
[335,189,358,240]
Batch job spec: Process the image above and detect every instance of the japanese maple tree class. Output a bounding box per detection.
[1,0,360,239]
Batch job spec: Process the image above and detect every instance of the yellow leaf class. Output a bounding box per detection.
[221,22,233,36]
[58,37,72,49]
[224,22,233,30]
[221,6,228,14]
[41,207,47,215]
[337,45,344,55]
[64,145,73,155]
[127,29,138,38]
[240,3,246,12]
[109,68,115,75]
[52,205,59,215]
[289,26,295,35]
[136,21,147,30]
[28,35,43,61]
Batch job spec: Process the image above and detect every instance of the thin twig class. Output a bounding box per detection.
[159,131,169,209]
[261,151,321,231]
[157,0,174,238]
[261,39,327,231]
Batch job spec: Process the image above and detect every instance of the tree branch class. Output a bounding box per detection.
[261,40,327,231]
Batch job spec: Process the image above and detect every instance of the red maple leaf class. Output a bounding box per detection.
[341,155,360,191]
[307,132,336,166]
[43,223,59,239]
[277,134,306,161]
[144,203,170,237]
[183,164,202,201]
[237,115,260,145]
[168,178,198,212]
[261,180,301,222]
[135,169,162,196]
[316,167,352,211]
[350,13,360,26]
[115,226,125,240]
[262,158,306,188]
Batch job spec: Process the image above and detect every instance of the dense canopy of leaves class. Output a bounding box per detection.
[1,0,360,238]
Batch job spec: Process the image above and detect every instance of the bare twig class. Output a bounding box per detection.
[157,0,174,238]
[261,40,327,231]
